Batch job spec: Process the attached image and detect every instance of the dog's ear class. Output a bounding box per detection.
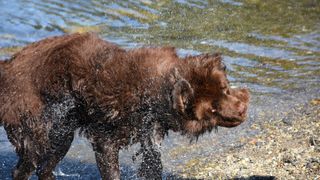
[202,53,225,72]
[171,69,194,113]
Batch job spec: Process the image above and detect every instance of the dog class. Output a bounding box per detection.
[0,33,249,179]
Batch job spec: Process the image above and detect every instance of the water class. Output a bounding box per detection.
[0,0,319,179]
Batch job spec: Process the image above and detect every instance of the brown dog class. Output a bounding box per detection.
[0,33,249,179]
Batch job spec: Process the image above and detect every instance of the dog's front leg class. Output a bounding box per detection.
[138,137,163,179]
[138,122,164,179]
[92,140,120,180]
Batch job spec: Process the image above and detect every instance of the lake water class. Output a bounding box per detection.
[0,0,319,179]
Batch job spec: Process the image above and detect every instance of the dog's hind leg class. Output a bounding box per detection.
[12,155,36,180]
[35,94,82,179]
[4,125,37,180]
[36,130,74,180]
[12,159,34,180]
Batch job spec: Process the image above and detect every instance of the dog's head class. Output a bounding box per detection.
[171,54,250,136]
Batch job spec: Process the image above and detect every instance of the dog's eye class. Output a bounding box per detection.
[221,86,229,95]
[211,102,219,114]
[225,88,230,95]
[221,62,226,71]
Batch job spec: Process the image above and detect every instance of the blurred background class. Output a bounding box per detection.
[0,0,319,179]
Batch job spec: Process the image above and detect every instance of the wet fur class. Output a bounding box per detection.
[0,33,249,179]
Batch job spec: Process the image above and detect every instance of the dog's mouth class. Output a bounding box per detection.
[217,117,244,127]
[212,108,247,128]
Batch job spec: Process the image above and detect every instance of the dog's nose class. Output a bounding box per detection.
[238,103,247,117]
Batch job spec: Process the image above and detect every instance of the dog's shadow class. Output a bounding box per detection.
[0,151,96,180]
[0,151,133,179]
[0,151,187,180]
[0,151,275,180]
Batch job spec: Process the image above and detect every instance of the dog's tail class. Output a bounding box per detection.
[0,59,7,126]
[0,58,8,77]
[0,59,6,86]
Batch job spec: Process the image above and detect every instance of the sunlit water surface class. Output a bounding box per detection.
[0,0,319,179]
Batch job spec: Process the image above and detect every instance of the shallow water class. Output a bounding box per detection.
[0,0,319,179]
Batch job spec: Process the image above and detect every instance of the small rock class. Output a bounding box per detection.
[309,158,320,163]
[306,158,320,170]
[282,155,297,165]
[310,99,320,106]
[309,136,320,146]
[282,117,293,125]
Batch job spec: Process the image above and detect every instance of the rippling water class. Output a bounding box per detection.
[0,0,319,179]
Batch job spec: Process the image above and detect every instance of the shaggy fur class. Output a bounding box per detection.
[0,33,249,179]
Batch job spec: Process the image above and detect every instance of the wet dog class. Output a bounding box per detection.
[0,33,249,179]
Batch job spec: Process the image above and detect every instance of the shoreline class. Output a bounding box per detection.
[176,100,320,179]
